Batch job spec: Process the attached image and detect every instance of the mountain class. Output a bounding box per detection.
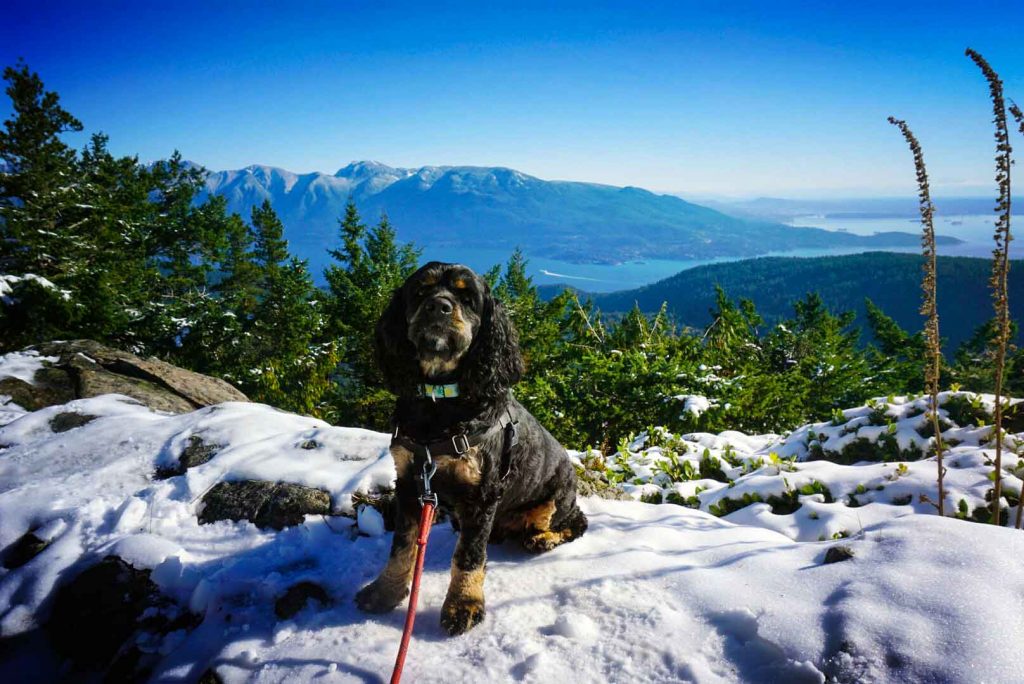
[566,252,1023,350]
[197,162,961,267]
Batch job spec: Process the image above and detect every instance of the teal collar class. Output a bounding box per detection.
[419,382,460,400]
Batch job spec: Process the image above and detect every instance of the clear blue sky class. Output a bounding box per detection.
[3,1,1023,198]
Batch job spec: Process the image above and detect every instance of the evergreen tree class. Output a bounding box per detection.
[864,298,928,393]
[0,60,84,276]
[324,202,419,427]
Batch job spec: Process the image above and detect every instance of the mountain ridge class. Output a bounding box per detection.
[195,161,961,267]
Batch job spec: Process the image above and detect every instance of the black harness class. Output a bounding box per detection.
[392,407,520,499]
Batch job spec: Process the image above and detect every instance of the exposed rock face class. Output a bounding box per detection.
[49,411,98,433]
[1,531,49,569]
[155,434,222,479]
[199,480,332,530]
[47,556,198,677]
[0,339,247,414]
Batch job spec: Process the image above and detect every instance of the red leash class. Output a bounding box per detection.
[389,501,435,684]
[390,448,439,684]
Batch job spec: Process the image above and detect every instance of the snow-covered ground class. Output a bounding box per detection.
[2,371,1023,682]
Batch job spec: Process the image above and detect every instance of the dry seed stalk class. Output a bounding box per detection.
[888,116,946,516]
[966,48,1013,526]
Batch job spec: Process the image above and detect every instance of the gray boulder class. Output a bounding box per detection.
[0,339,247,414]
[199,480,332,530]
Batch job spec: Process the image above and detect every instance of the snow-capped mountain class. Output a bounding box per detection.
[197,161,958,267]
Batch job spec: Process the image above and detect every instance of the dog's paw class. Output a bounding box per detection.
[522,530,565,554]
[440,597,486,635]
[355,580,408,613]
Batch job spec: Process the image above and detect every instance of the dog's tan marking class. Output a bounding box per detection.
[495,499,557,536]
[391,444,414,478]
[360,515,420,608]
[421,273,438,286]
[447,562,485,602]
[419,356,461,377]
[523,528,574,553]
[436,447,482,486]
[453,277,468,289]
[377,534,418,589]
[522,499,556,531]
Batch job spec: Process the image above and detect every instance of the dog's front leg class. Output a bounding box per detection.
[355,481,419,613]
[441,501,496,635]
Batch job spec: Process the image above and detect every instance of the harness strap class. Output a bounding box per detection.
[393,408,519,479]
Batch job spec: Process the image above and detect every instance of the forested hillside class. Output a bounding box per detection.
[575,252,1023,351]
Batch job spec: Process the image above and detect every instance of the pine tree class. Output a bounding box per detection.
[0,60,84,275]
[324,202,419,427]
[864,298,928,393]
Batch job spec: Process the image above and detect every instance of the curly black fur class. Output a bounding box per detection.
[356,262,587,636]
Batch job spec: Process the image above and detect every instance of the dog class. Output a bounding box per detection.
[355,261,588,635]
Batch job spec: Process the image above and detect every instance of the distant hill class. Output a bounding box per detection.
[704,196,1024,222]
[197,162,960,266]
[557,252,1022,351]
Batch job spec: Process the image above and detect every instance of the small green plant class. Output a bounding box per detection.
[699,449,729,482]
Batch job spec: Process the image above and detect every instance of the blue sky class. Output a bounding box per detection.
[3,1,1023,198]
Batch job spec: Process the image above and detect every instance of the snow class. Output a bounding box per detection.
[0,349,56,385]
[1,389,1024,682]
[0,274,70,304]
[676,394,712,418]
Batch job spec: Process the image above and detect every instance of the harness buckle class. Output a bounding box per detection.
[451,433,471,455]
[505,408,519,448]
[419,446,438,507]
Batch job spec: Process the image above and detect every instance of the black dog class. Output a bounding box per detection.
[355,261,587,635]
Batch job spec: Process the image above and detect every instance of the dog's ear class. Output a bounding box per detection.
[459,288,525,402]
[375,286,420,396]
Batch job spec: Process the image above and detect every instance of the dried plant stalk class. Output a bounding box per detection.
[888,116,946,516]
[966,48,1014,526]
[1011,100,1024,528]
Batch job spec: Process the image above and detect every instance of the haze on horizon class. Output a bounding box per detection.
[3,0,1023,200]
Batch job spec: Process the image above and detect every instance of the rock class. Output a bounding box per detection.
[47,556,198,675]
[155,435,221,479]
[49,411,98,433]
[1,531,49,569]
[274,581,331,619]
[0,339,247,414]
[199,481,332,530]
[824,545,855,564]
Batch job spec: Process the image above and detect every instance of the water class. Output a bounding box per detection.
[308,214,1022,293]
[418,245,927,292]
[787,214,1023,261]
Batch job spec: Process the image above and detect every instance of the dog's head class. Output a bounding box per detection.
[376,261,524,400]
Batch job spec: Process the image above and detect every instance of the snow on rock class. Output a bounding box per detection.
[2,391,1024,683]
[0,349,56,385]
[0,395,393,641]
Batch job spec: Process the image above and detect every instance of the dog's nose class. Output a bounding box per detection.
[426,296,454,316]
